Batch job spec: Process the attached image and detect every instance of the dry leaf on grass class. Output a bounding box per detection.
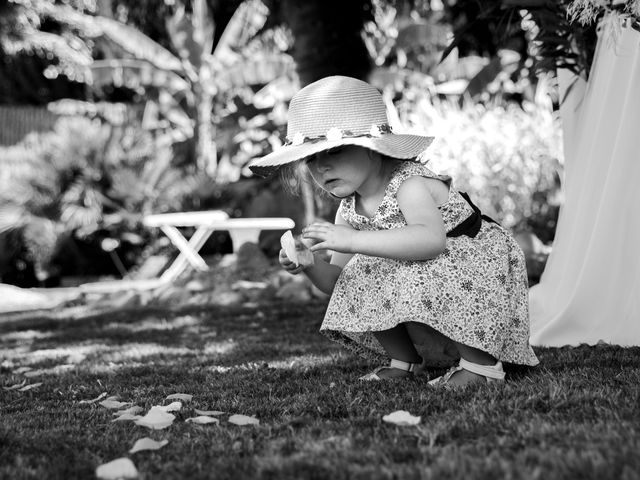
[95,457,138,480]
[157,401,182,412]
[18,383,42,392]
[382,410,421,426]
[79,392,108,404]
[100,399,133,410]
[186,416,219,425]
[194,409,224,416]
[228,414,259,426]
[134,407,175,430]
[113,406,143,417]
[165,393,192,402]
[112,413,142,422]
[3,380,27,391]
[129,438,169,454]
[13,367,32,374]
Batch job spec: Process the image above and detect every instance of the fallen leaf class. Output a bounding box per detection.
[382,410,421,426]
[100,399,132,410]
[194,409,224,416]
[134,407,175,430]
[13,367,33,374]
[129,437,169,454]
[18,383,42,392]
[112,413,142,422]
[165,393,192,402]
[157,401,182,412]
[113,406,144,417]
[280,231,314,267]
[3,380,27,391]
[186,416,219,425]
[95,457,138,480]
[280,231,299,265]
[79,392,108,404]
[228,414,259,426]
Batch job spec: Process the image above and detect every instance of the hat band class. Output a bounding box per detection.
[284,123,393,147]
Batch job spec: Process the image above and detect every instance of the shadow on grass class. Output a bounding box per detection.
[1,301,640,480]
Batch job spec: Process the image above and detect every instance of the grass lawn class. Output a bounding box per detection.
[1,300,639,480]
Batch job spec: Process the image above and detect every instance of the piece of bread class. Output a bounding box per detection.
[280,231,314,267]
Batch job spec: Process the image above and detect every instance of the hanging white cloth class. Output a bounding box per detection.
[529,18,640,346]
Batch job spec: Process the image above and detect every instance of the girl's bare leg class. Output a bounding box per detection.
[403,322,500,385]
[372,324,422,379]
[448,342,498,386]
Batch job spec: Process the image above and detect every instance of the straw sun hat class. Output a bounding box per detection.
[248,75,434,177]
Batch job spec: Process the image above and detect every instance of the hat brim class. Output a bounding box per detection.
[248,133,434,177]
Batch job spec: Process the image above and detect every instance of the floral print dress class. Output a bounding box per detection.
[320,161,539,367]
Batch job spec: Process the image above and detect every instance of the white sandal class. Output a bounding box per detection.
[428,358,505,387]
[359,358,420,381]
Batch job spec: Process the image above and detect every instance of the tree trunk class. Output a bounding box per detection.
[282,0,372,86]
[281,0,372,222]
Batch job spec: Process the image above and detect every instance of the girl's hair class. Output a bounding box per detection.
[278,150,409,197]
[279,158,328,197]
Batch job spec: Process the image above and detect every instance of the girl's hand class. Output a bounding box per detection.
[279,248,305,275]
[302,221,356,253]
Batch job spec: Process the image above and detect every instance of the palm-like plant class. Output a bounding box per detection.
[1,0,295,173]
[0,116,212,284]
[441,0,599,81]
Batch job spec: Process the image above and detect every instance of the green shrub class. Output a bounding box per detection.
[0,116,213,285]
[396,94,563,240]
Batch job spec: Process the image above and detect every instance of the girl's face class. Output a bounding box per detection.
[305,146,375,198]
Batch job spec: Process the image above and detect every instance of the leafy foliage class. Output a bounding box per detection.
[568,0,640,25]
[394,85,563,238]
[440,1,599,80]
[0,116,212,283]
[0,0,93,103]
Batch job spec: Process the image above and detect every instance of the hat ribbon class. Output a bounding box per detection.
[284,123,393,147]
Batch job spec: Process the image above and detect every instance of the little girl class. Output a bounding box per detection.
[249,76,539,386]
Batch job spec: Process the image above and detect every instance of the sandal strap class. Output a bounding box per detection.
[459,358,505,380]
[389,358,419,373]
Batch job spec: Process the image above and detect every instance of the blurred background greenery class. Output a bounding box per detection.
[0,0,625,288]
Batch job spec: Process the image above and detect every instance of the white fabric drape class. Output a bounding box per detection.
[529,19,640,346]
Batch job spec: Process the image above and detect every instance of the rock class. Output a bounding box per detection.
[132,254,169,279]
[231,280,269,290]
[185,280,206,292]
[218,253,237,268]
[97,290,141,310]
[155,286,192,306]
[210,290,244,306]
[275,279,312,303]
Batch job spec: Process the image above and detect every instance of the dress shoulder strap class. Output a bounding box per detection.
[386,161,451,198]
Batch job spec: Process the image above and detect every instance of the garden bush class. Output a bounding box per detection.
[397,90,564,243]
[0,116,216,286]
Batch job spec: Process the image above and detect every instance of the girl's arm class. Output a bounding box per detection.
[303,176,446,261]
[301,210,354,295]
[279,210,354,295]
